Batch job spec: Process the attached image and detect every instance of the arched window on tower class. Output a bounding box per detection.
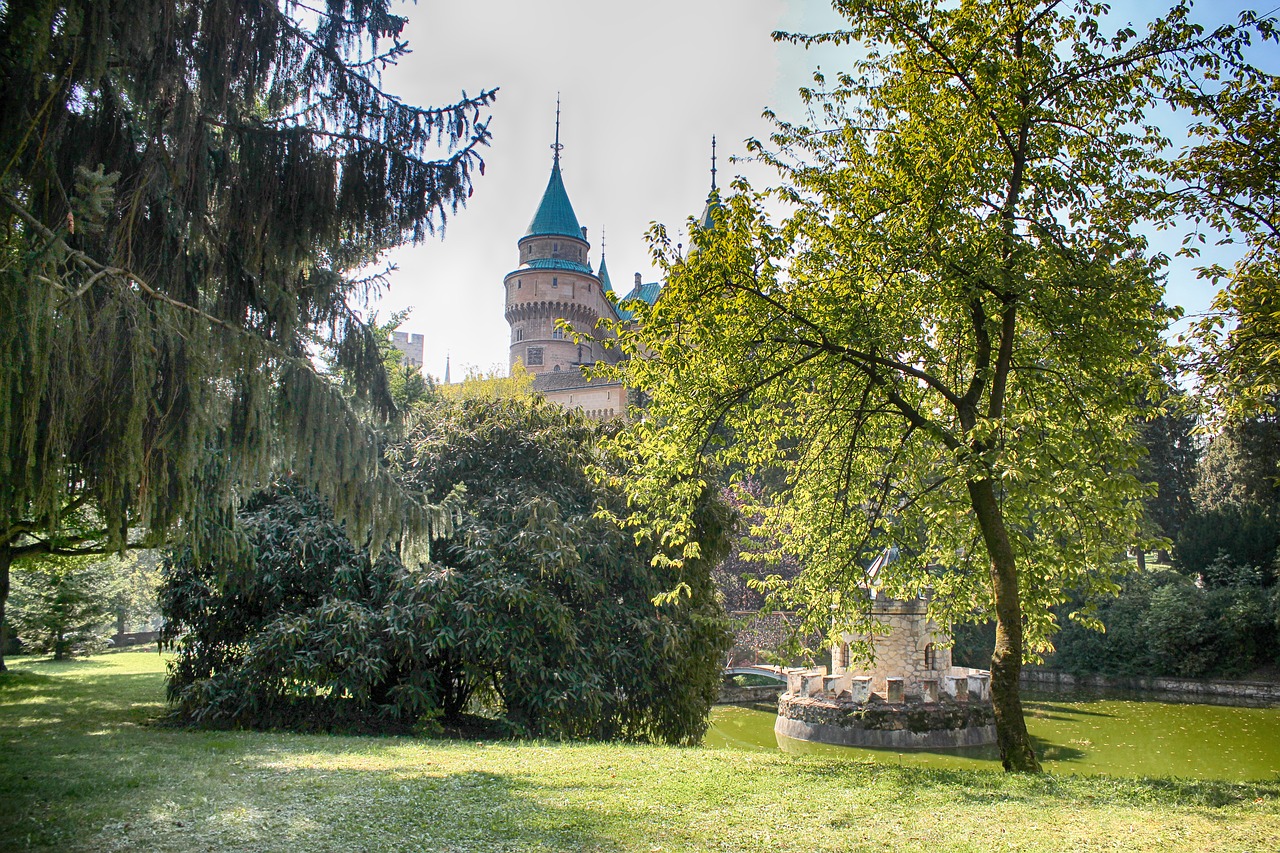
[924,643,936,669]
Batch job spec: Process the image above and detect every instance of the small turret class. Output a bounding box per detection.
[598,251,614,295]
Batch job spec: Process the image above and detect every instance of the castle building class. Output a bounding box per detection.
[390,330,424,368]
[503,117,692,419]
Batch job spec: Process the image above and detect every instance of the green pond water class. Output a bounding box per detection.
[706,692,1280,781]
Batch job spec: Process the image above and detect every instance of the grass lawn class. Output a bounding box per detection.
[1,651,1278,852]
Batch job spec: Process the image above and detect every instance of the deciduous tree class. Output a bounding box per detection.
[610,0,1260,771]
[1170,58,1280,417]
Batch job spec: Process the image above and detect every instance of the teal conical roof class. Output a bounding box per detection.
[525,161,582,239]
[698,189,722,232]
[597,253,614,294]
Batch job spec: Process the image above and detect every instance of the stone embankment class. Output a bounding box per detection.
[775,692,997,749]
[718,683,785,704]
[1021,668,1280,707]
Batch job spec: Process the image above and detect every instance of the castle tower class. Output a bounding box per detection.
[504,106,621,376]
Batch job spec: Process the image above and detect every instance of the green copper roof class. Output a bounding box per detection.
[522,257,593,274]
[525,162,583,239]
[617,280,663,321]
[597,254,614,294]
[698,191,722,232]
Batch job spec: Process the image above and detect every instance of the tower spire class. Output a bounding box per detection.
[551,94,564,165]
[710,135,717,191]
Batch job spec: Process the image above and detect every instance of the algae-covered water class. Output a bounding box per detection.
[706,692,1280,781]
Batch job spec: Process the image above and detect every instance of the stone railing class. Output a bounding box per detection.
[717,683,786,704]
[776,691,996,749]
[785,665,990,704]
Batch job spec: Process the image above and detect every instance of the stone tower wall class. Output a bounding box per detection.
[835,596,952,694]
[505,232,620,374]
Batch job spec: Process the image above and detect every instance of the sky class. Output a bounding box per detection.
[368,0,1275,382]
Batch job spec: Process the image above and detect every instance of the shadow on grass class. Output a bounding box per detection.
[0,657,628,851]
[0,670,167,735]
[785,752,1280,810]
[233,758,628,852]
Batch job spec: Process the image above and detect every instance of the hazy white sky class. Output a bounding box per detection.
[370,0,1271,381]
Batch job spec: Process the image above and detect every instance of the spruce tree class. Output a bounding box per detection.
[0,0,493,669]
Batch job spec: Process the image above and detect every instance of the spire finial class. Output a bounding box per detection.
[551,94,564,165]
[601,225,606,258]
[710,135,717,191]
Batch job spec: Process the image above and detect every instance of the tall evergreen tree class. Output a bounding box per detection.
[1137,374,1200,561]
[0,0,494,669]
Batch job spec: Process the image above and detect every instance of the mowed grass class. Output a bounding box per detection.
[1,652,1278,852]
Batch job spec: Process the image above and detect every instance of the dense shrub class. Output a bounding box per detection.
[162,398,733,743]
[1047,563,1278,679]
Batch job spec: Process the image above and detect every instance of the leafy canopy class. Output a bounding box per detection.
[606,0,1263,771]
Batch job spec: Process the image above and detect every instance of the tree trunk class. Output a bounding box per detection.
[0,547,10,672]
[1135,548,1147,572]
[967,478,1042,772]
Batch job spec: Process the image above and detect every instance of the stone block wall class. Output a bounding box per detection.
[834,595,952,694]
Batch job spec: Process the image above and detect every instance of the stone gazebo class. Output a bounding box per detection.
[775,589,997,749]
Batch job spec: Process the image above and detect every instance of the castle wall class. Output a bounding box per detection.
[390,331,424,368]
[539,381,628,420]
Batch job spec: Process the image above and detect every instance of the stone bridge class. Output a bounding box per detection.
[718,665,788,704]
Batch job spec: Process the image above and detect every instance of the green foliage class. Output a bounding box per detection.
[106,550,164,635]
[1175,504,1279,584]
[601,0,1268,771]
[711,480,802,613]
[1136,378,1199,548]
[0,0,494,668]
[437,363,536,403]
[1192,411,1280,510]
[9,554,117,658]
[162,398,733,743]
[1171,49,1280,418]
[1174,411,1280,582]
[1049,563,1279,678]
